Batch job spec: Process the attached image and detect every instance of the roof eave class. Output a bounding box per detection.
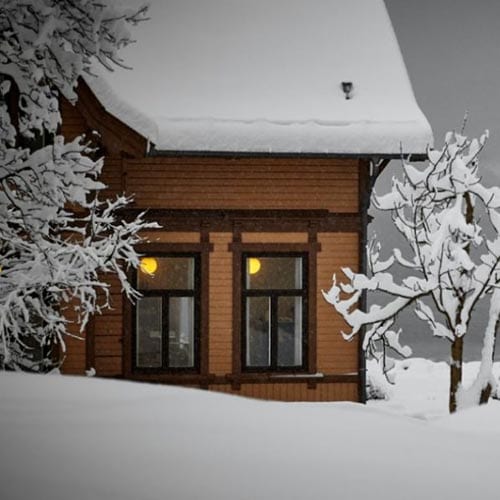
[147,148,428,162]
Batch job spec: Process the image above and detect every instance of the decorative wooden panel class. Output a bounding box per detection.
[241,232,309,243]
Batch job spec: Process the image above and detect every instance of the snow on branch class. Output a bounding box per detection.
[0,0,148,136]
[0,1,154,371]
[323,131,500,403]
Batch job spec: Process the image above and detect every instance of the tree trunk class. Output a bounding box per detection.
[449,336,463,413]
[448,192,473,413]
[479,304,500,405]
[479,384,492,404]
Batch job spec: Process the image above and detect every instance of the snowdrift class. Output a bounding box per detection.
[1,371,500,500]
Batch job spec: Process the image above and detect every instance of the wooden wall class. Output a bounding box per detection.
[64,230,360,402]
[60,302,86,375]
[317,233,359,374]
[60,98,87,141]
[93,275,123,376]
[125,157,358,212]
[210,382,357,402]
[59,96,126,375]
[209,233,233,375]
[59,85,363,403]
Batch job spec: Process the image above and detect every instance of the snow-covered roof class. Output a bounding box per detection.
[85,0,433,155]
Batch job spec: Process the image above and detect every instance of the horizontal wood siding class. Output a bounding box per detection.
[99,158,123,200]
[60,99,87,141]
[60,302,86,374]
[59,99,126,201]
[140,231,201,243]
[125,157,359,212]
[209,382,357,402]
[208,233,233,375]
[93,274,123,376]
[59,84,364,402]
[89,233,207,377]
[317,232,359,374]
[62,230,362,398]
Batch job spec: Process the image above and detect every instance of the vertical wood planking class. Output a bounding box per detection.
[316,232,359,374]
[208,233,233,375]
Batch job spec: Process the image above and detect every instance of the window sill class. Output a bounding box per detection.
[226,372,358,384]
[122,371,358,386]
[269,372,325,379]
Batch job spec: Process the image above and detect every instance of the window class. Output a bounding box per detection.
[242,254,307,371]
[134,255,200,371]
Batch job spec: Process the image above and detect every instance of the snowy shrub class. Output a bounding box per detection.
[366,373,391,400]
[365,358,396,400]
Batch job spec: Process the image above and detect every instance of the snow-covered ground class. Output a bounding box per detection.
[367,357,500,419]
[2,361,500,500]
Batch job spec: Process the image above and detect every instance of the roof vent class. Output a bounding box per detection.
[341,81,353,100]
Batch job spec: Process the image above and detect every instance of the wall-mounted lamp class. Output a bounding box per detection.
[341,81,353,100]
[140,257,158,275]
[247,257,261,275]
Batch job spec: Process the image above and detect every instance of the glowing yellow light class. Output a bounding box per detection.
[248,257,261,275]
[140,257,158,275]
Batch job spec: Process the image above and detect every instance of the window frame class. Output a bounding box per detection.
[241,252,308,373]
[132,252,201,374]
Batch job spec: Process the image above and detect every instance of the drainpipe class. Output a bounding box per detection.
[358,158,390,403]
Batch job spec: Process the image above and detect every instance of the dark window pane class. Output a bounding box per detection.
[245,297,270,367]
[277,296,303,367]
[138,257,194,290]
[136,297,162,368]
[246,257,302,290]
[168,297,194,368]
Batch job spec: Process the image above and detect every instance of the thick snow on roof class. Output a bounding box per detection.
[87,0,433,155]
[83,73,158,142]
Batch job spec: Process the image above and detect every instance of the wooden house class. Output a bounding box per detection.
[60,0,432,402]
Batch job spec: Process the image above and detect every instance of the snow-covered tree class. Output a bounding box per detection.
[0,1,155,371]
[323,131,500,412]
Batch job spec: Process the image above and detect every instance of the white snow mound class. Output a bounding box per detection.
[1,371,500,500]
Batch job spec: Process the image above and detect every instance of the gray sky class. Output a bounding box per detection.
[385,0,500,176]
[372,1,500,360]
